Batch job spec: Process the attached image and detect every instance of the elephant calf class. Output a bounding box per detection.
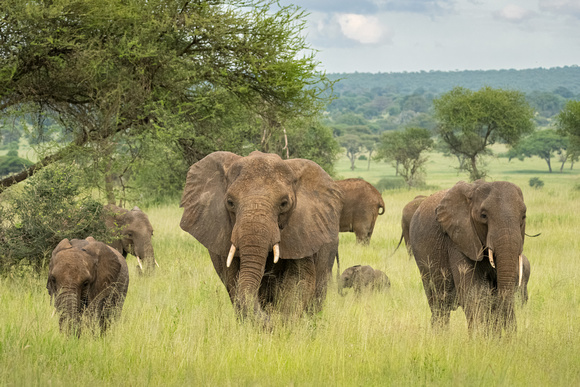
[338,265,391,295]
[47,237,129,336]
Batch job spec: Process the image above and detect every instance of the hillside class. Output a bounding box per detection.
[327,66,580,96]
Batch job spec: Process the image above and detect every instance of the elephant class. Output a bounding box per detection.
[338,265,391,295]
[104,204,156,274]
[335,178,385,244]
[410,180,527,334]
[393,195,426,257]
[46,237,129,336]
[180,151,342,322]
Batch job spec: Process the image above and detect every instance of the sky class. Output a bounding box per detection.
[286,0,580,73]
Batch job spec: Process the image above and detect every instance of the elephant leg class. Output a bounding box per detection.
[417,253,455,328]
[277,256,316,316]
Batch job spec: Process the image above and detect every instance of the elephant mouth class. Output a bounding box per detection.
[226,243,281,268]
[487,248,524,287]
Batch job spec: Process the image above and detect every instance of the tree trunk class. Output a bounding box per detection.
[545,157,552,173]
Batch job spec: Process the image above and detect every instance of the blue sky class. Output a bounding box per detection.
[287,0,580,73]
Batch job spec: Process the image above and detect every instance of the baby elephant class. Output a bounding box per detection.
[338,265,391,295]
[47,237,129,336]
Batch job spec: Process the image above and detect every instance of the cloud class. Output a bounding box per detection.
[539,0,580,18]
[493,4,535,23]
[336,14,393,45]
[288,0,454,16]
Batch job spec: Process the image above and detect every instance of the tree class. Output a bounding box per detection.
[375,127,433,187]
[506,129,567,172]
[434,87,535,181]
[338,134,364,171]
[556,100,580,139]
[0,0,332,193]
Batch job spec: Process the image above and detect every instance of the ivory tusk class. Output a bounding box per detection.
[226,244,236,268]
[155,260,160,268]
[518,254,523,287]
[137,257,144,271]
[51,308,56,318]
[489,249,495,269]
[273,244,280,264]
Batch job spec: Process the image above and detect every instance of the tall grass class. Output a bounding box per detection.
[1,150,579,385]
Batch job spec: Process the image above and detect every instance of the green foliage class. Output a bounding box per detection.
[507,129,568,172]
[529,177,544,188]
[0,152,33,177]
[0,164,108,270]
[556,100,580,139]
[434,86,535,181]
[375,127,434,187]
[358,155,367,160]
[374,177,407,191]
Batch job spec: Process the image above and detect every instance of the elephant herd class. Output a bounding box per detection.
[46,150,531,336]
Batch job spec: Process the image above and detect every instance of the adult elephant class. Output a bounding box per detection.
[336,178,385,244]
[410,180,527,334]
[104,204,156,274]
[180,151,342,321]
[46,237,129,336]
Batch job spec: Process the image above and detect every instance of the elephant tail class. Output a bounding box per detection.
[388,233,404,258]
[378,201,385,215]
[335,251,340,283]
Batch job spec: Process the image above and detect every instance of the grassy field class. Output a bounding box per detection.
[1,150,579,386]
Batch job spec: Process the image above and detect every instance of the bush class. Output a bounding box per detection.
[0,164,109,271]
[358,155,367,161]
[529,177,544,189]
[374,177,407,191]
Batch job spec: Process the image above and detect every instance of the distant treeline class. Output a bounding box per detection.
[327,66,580,96]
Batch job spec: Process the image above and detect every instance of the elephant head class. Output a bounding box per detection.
[46,237,129,335]
[104,204,156,274]
[180,151,342,318]
[436,180,526,329]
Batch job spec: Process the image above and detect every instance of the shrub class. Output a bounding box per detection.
[358,155,367,161]
[0,163,109,271]
[529,177,544,189]
[374,177,407,191]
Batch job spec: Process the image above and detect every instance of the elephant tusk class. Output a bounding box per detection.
[489,249,496,269]
[518,254,523,287]
[137,257,144,271]
[51,308,56,318]
[155,260,160,268]
[226,244,236,268]
[273,244,280,264]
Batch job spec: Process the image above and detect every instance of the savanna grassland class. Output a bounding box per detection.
[1,151,579,386]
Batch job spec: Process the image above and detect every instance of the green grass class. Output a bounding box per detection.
[1,150,580,385]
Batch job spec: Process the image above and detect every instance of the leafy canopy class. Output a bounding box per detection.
[0,0,332,190]
[375,127,433,187]
[434,86,535,180]
[507,129,567,173]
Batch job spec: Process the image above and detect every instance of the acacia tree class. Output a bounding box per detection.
[375,127,433,187]
[507,129,568,172]
[0,0,332,193]
[434,87,535,181]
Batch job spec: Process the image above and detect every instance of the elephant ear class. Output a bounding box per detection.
[77,239,124,297]
[436,181,483,261]
[180,152,241,256]
[280,159,342,259]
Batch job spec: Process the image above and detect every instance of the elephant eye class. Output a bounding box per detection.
[480,212,487,219]
[280,199,288,209]
[226,198,235,209]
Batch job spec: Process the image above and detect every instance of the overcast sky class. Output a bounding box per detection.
[287,0,580,73]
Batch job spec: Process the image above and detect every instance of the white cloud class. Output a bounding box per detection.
[336,14,393,45]
[494,4,535,23]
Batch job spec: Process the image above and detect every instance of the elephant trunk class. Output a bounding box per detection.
[136,241,155,275]
[489,228,522,331]
[232,210,280,321]
[55,289,81,336]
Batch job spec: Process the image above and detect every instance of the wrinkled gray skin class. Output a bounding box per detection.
[393,195,426,258]
[338,265,391,295]
[46,237,129,336]
[104,204,155,275]
[410,180,527,335]
[180,151,342,322]
[336,178,385,244]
